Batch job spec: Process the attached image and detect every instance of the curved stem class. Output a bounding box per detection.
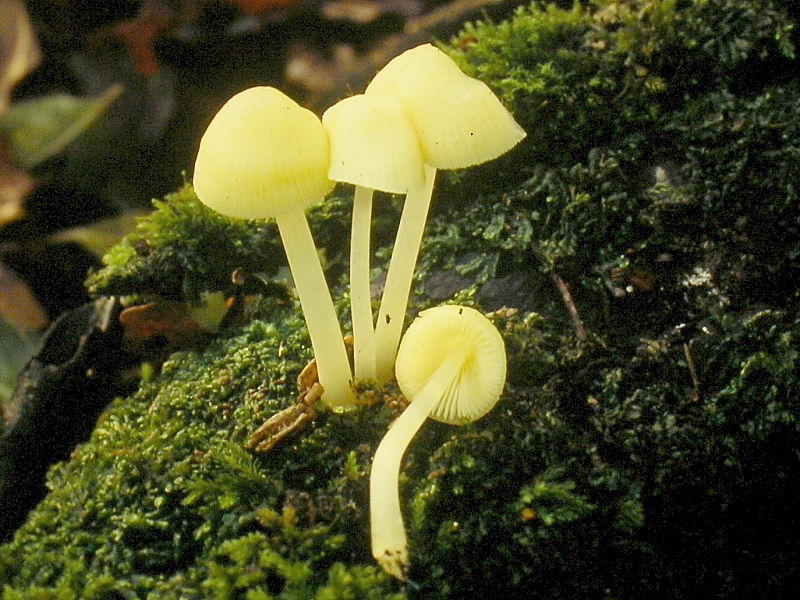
[276,210,354,407]
[351,185,377,380]
[370,346,469,579]
[374,164,437,383]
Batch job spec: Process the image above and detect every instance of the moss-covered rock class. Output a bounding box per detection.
[3,0,800,597]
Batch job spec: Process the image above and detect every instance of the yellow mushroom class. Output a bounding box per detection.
[370,304,507,579]
[323,94,425,195]
[193,86,355,407]
[322,93,425,381]
[366,44,527,169]
[364,44,527,383]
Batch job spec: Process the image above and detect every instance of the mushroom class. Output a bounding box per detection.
[193,86,355,407]
[369,304,507,579]
[365,44,526,383]
[322,93,426,381]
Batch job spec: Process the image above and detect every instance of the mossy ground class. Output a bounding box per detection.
[3,0,800,597]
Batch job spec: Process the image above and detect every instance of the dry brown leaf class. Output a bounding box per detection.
[322,0,383,24]
[119,301,215,349]
[0,0,40,114]
[322,0,420,24]
[109,1,173,77]
[285,43,359,95]
[229,0,301,14]
[0,139,31,226]
[0,260,48,334]
[0,0,40,227]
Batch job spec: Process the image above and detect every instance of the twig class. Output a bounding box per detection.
[531,242,586,342]
[548,269,587,342]
[683,342,700,401]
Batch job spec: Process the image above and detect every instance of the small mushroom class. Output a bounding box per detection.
[322,93,425,381]
[193,86,355,407]
[370,304,507,579]
[364,44,526,382]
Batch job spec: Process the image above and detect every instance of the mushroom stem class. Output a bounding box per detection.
[351,185,377,381]
[370,344,469,580]
[275,209,355,407]
[373,163,437,383]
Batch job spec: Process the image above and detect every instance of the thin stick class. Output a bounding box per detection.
[683,342,700,401]
[549,270,587,342]
[531,242,586,342]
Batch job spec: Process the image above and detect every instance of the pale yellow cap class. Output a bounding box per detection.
[322,93,426,193]
[366,44,526,169]
[395,305,506,425]
[193,86,334,220]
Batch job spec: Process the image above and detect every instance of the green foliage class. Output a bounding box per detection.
[0,319,39,407]
[85,184,287,303]
[200,532,401,600]
[446,0,796,167]
[430,0,800,338]
[515,468,597,527]
[0,312,402,598]
[0,85,122,169]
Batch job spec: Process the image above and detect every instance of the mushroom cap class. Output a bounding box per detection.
[395,305,506,425]
[193,86,334,220]
[366,44,526,170]
[322,93,426,193]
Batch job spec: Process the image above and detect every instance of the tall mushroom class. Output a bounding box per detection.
[370,304,507,579]
[363,44,526,383]
[322,93,426,381]
[193,86,355,407]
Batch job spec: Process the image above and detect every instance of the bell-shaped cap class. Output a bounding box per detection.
[193,86,334,220]
[366,44,526,170]
[322,94,426,194]
[395,305,506,425]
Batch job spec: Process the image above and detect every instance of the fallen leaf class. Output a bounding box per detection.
[321,0,420,24]
[228,0,302,15]
[0,312,41,407]
[321,0,383,23]
[0,84,122,169]
[0,0,40,227]
[0,139,30,226]
[0,260,48,334]
[49,210,148,259]
[0,0,40,115]
[110,0,174,77]
[285,43,358,96]
[119,300,215,349]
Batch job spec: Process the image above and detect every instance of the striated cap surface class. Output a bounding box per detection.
[366,44,526,169]
[395,304,506,425]
[193,86,334,220]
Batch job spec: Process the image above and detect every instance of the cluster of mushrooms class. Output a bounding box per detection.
[192,44,524,580]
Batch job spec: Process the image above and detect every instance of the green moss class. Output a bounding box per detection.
[514,468,598,527]
[85,184,287,303]
[0,310,403,597]
[4,0,800,597]
[445,0,796,166]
